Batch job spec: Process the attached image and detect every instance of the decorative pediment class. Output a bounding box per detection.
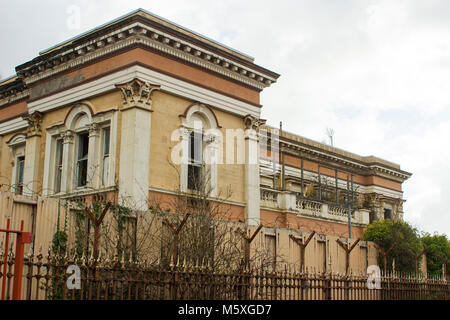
[115,78,160,109]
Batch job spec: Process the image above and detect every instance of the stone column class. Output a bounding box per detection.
[243,115,263,226]
[205,132,220,198]
[179,127,191,193]
[60,130,74,193]
[23,112,43,196]
[87,123,100,188]
[116,78,160,210]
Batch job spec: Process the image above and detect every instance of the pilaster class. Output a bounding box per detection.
[60,130,74,193]
[23,112,43,195]
[204,132,220,198]
[179,127,191,193]
[243,115,265,226]
[116,78,160,209]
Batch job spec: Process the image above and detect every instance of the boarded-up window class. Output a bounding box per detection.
[317,239,327,273]
[265,234,276,270]
[360,246,368,272]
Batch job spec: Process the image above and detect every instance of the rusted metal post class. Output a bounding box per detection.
[301,159,304,196]
[12,221,33,300]
[335,169,338,203]
[236,225,263,269]
[336,238,360,275]
[272,139,277,189]
[164,212,190,267]
[318,163,322,201]
[279,122,285,191]
[406,248,426,277]
[164,212,190,300]
[433,253,449,280]
[1,219,11,300]
[1,219,33,300]
[234,225,262,300]
[290,231,316,272]
[84,202,111,261]
[346,175,351,239]
[373,243,396,275]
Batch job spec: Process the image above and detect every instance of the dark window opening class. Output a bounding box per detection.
[187,131,203,191]
[102,126,110,185]
[77,132,89,187]
[15,156,25,195]
[55,139,63,193]
[384,208,393,220]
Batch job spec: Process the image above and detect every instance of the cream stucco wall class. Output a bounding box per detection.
[149,90,247,204]
[0,88,247,205]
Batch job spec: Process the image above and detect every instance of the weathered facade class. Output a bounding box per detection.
[0,9,411,267]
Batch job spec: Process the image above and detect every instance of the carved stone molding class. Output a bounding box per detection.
[16,18,279,90]
[179,127,192,140]
[115,78,160,109]
[243,114,266,131]
[88,123,100,137]
[205,132,222,146]
[61,130,74,144]
[23,112,43,137]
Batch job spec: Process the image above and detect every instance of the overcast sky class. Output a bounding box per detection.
[1,0,449,236]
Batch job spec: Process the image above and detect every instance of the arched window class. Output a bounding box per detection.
[179,103,221,196]
[42,103,117,195]
[188,129,203,191]
[70,111,91,188]
[6,134,27,195]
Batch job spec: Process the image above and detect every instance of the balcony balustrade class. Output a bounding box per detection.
[260,187,368,225]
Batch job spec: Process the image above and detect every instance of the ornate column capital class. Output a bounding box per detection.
[23,111,43,138]
[179,126,192,140]
[205,133,222,145]
[61,130,74,144]
[243,114,266,131]
[115,78,161,109]
[88,123,100,137]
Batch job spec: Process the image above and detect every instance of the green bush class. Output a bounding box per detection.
[363,219,423,273]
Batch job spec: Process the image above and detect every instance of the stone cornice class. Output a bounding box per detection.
[15,21,279,90]
[260,127,411,182]
[0,78,29,108]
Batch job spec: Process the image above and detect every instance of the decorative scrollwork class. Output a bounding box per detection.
[115,78,160,107]
[23,111,43,137]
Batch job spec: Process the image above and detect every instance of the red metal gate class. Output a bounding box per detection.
[0,219,33,300]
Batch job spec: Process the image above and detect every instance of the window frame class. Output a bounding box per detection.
[7,134,26,195]
[264,233,277,271]
[187,129,204,191]
[54,138,64,194]
[15,155,25,195]
[42,105,117,196]
[101,125,111,187]
[75,131,90,188]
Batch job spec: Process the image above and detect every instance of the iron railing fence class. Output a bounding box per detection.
[0,251,448,300]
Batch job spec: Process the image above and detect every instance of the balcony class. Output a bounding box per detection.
[260,187,369,225]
